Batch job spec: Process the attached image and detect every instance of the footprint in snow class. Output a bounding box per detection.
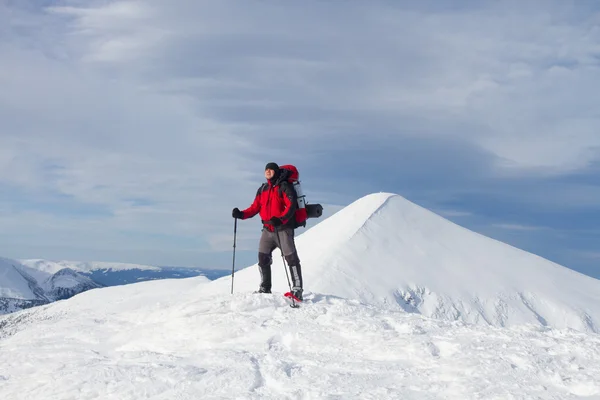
[427,341,440,357]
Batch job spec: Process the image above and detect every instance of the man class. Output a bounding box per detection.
[232,162,304,301]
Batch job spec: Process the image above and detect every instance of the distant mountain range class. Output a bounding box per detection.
[0,258,229,315]
[19,259,229,286]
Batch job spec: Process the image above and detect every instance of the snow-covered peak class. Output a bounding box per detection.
[0,258,37,300]
[45,268,100,290]
[210,192,600,332]
[42,268,103,301]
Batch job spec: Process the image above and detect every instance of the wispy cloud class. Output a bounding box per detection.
[436,210,473,218]
[577,251,600,260]
[1,1,599,268]
[492,223,547,232]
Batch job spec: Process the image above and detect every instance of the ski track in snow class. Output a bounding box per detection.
[1,290,600,400]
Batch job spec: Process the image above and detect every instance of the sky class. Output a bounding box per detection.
[0,0,599,279]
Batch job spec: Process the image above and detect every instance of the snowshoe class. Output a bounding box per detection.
[284,290,303,307]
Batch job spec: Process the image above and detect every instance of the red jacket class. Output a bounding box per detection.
[241,176,297,231]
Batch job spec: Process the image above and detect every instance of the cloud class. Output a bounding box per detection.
[577,251,600,260]
[436,210,473,218]
[1,0,600,266]
[492,223,547,232]
[39,1,600,176]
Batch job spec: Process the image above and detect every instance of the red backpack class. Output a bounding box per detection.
[279,164,323,228]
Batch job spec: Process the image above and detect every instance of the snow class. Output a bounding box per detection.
[42,269,102,301]
[2,192,600,399]
[47,270,84,289]
[0,258,42,300]
[208,192,600,332]
[1,280,599,399]
[20,259,161,273]
[1,258,100,312]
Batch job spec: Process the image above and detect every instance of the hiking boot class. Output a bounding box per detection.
[254,287,271,294]
[291,288,303,301]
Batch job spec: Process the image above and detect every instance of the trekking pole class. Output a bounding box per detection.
[274,226,296,307]
[231,218,238,294]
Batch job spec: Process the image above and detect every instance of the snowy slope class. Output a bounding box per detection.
[46,268,89,289]
[0,258,47,300]
[0,258,50,315]
[43,268,103,301]
[1,277,599,399]
[0,259,37,300]
[209,192,600,333]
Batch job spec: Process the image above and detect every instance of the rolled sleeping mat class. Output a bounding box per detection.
[306,203,323,219]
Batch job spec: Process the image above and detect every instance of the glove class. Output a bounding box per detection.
[268,217,283,227]
[232,208,243,219]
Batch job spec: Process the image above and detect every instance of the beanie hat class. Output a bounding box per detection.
[265,162,279,171]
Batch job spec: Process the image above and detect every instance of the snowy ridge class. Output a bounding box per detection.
[44,269,103,301]
[0,258,47,301]
[20,259,161,273]
[1,279,599,399]
[210,192,600,333]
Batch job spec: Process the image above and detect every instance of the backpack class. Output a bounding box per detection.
[279,164,323,228]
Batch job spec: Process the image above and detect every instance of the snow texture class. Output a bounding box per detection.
[1,281,600,399]
[1,192,600,399]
